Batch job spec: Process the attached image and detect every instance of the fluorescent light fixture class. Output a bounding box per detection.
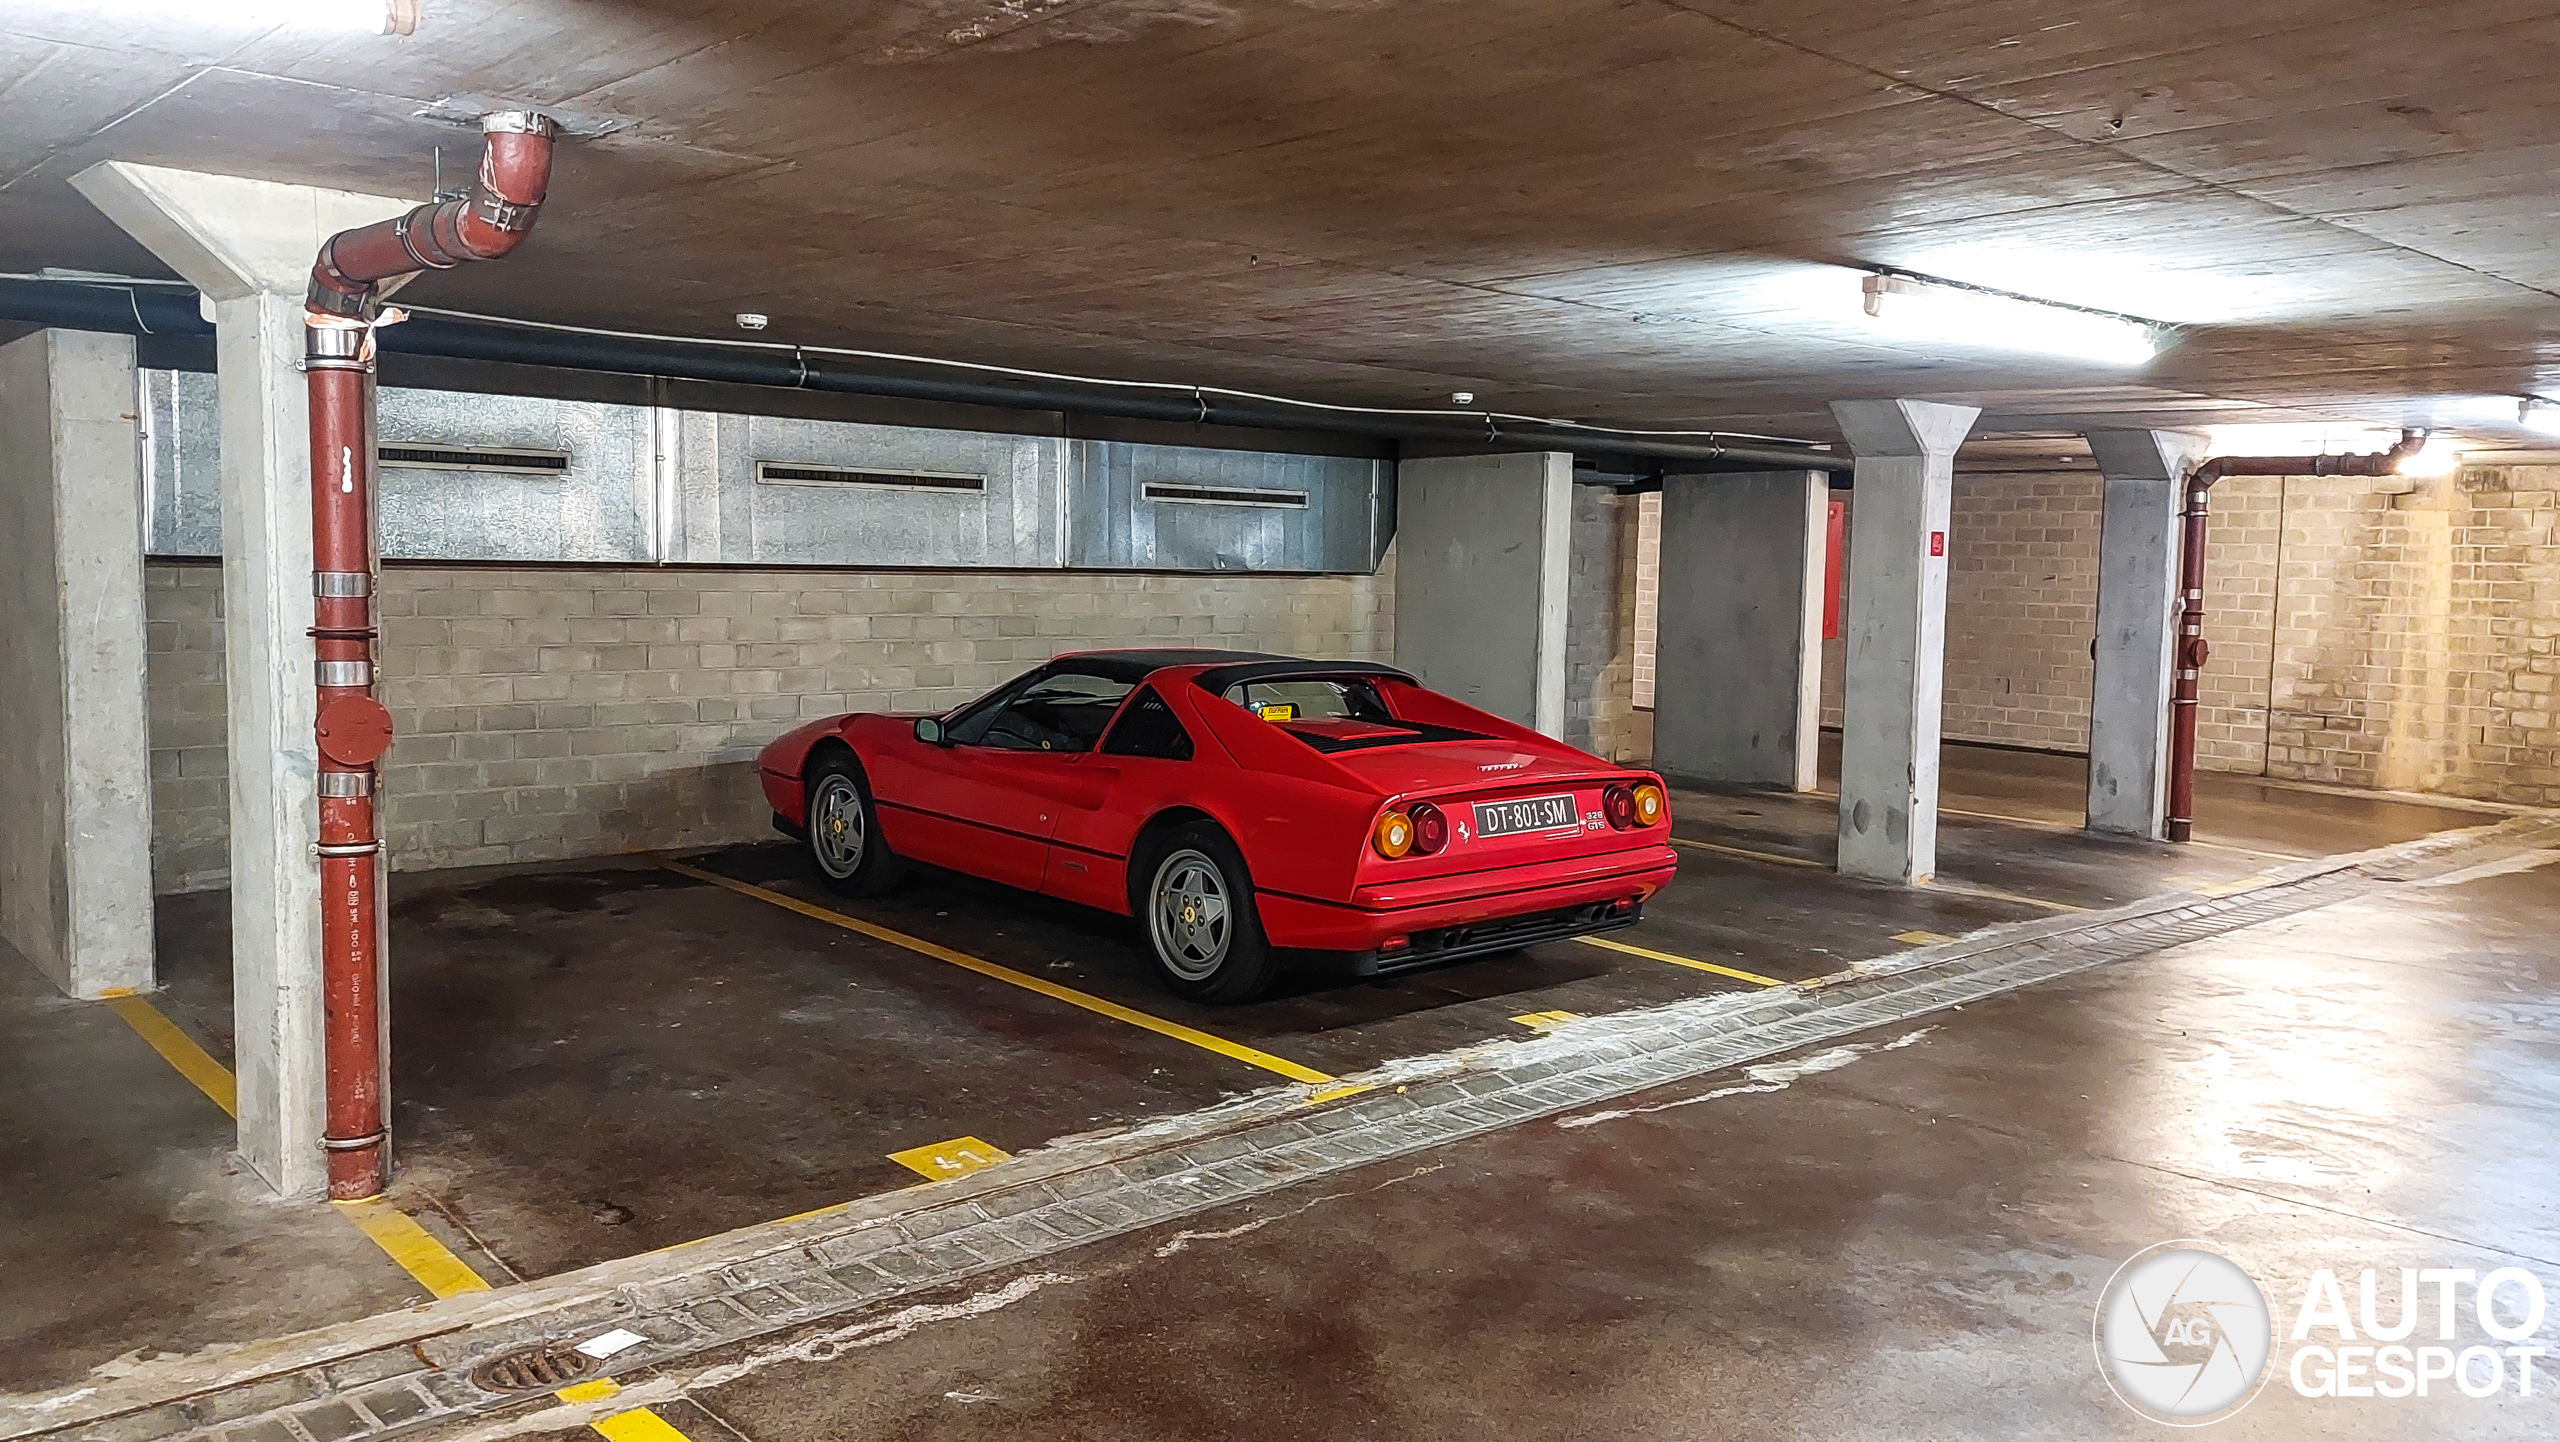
[95,0,417,32]
[2521,397,2560,436]
[2202,423,2406,458]
[1860,272,2166,365]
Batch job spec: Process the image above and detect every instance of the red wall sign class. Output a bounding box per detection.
[1929,530,1947,558]
[1823,499,1847,640]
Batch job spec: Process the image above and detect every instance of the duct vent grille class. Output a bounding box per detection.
[756,462,987,492]
[1142,482,1308,509]
[378,444,571,475]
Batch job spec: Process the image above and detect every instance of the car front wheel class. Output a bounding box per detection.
[805,753,904,896]
[1137,822,1280,1003]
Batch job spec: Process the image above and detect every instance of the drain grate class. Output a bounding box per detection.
[468,1342,598,1395]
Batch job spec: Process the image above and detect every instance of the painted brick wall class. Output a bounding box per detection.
[1940,474,2102,751]
[1815,473,2108,753]
[2260,466,2560,804]
[1564,487,1642,762]
[144,556,1395,890]
[2192,476,2282,773]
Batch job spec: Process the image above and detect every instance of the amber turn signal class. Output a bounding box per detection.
[1633,782,1666,826]
[1373,810,1415,858]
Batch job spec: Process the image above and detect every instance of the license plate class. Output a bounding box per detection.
[1474,793,1579,838]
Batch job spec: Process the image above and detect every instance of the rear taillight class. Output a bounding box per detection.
[1603,784,1637,829]
[1373,810,1415,858]
[1633,782,1666,826]
[1410,802,1448,855]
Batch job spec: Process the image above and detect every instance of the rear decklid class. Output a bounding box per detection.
[1309,731,1624,800]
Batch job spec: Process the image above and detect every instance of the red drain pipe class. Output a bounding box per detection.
[2164,429,2427,843]
[305,111,559,1201]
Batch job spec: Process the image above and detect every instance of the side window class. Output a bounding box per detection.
[1101,686,1195,761]
[942,668,1043,747]
[974,671,1134,753]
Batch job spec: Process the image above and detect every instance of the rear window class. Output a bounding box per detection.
[1222,677,1486,754]
[1101,686,1194,761]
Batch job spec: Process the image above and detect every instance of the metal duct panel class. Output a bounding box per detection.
[374,387,651,562]
[140,368,221,556]
[1069,441,1384,573]
[136,371,1388,575]
[668,412,1065,567]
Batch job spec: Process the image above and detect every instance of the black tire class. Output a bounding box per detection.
[1130,821,1282,1003]
[804,751,905,897]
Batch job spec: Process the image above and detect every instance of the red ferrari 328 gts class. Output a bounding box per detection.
[756,651,1678,1002]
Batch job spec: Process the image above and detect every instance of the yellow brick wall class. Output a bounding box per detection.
[144,558,1395,889]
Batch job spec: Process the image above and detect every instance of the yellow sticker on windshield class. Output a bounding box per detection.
[1256,703,1299,722]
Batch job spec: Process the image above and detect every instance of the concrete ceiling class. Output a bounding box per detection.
[5,0,2559,445]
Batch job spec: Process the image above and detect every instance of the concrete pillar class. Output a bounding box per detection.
[0,330,157,998]
[72,161,410,1197]
[2084,429,2210,839]
[1651,471,1827,790]
[1393,452,1572,736]
[1829,399,1979,884]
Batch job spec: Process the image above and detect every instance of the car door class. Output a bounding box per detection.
[1044,684,1194,912]
[893,669,1131,892]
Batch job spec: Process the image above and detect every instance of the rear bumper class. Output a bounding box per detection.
[1353,897,1644,975]
[1256,845,1678,954]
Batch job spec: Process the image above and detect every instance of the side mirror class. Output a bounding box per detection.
[914,717,947,746]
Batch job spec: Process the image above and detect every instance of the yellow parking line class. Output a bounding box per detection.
[1573,934,1785,987]
[1918,878,2089,913]
[95,998,699,1442]
[1671,834,2083,914]
[592,1408,698,1442]
[333,1198,494,1298]
[1510,1010,1582,1029]
[1893,930,1954,946]
[1670,837,1826,869]
[103,994,237,1117]
[1802,790,2304,862]
[661,860,1339,1088]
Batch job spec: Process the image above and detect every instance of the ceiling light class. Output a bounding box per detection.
[1861,272,2165,365]
[734,313,769,331]
[2398,437,2463,477]
[199,0,418,31]
[2203,423,2407,458]
[2521,397,2560,435]
[1450,391,1475,405]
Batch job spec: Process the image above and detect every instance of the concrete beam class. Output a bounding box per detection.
[69,162,415,300]
[1393,452,1572,736]
[2084,429,2211,839]
[1829,399,1978,885]
[0,330,156,998]
[1652,471,1827,791]
[72,165,411,1197]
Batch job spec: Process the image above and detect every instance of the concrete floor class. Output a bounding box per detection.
[536,863,2560,1441]
[0,743,2529,1427]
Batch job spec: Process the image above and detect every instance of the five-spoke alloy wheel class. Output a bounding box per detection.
[1134,821,1279,1002]
[803,752,905,896]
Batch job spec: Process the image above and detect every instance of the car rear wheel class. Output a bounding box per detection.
[1137,823,1280,1003]
[805,753,904,896]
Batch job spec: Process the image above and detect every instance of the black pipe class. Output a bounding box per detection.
[0,275,1849,472]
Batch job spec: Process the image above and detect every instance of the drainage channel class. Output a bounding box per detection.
[13,813,2556,1442]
